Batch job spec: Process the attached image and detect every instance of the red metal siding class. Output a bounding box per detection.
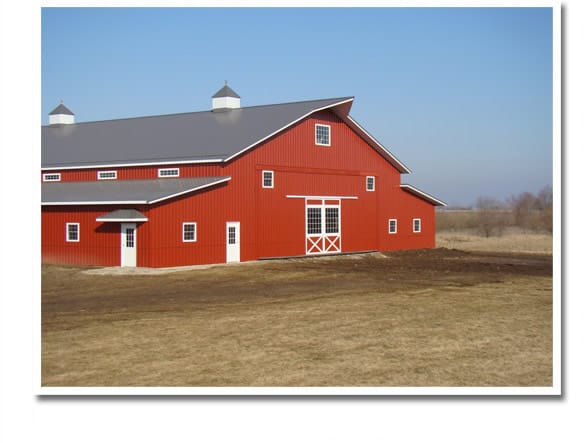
[42,109,437,267]
[42,205,147,266]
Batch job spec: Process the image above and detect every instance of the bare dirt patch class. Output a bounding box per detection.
[42,248,553,387]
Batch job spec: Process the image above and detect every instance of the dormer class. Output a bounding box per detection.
[49,101,75,125]
[212,82,240,111]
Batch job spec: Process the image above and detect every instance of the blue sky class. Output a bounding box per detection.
[41,7,553,206]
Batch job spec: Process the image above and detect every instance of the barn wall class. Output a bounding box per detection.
[42,109,438,267]
[41,205,148,266]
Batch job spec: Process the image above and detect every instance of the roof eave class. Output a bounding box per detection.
[400,184,447,206]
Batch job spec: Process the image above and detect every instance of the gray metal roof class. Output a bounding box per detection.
[42,96,410,173]
[212,84,240,98]
[49,103,74,115]
[42,176,231,205]
[96,209,148,222]
[42,97,348,168]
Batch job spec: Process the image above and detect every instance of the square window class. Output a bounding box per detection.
[413,218,422,233]
[366,176,375,191]
[388,219,397,234]
[183,223,197,242]
[66,223,79,242]
[262,170,274,188]
[315,124,331,146]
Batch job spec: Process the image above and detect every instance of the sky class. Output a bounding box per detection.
[41,7,553,207]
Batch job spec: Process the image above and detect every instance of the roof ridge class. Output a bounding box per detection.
[42,96,354,127]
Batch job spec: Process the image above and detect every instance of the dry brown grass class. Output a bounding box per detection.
[42,248,552,387]
[437,228,552,254]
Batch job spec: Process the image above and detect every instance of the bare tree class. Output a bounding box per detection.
[475,196,506,238]
[508,191,537,228]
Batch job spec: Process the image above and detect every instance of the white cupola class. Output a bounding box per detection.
[212,82,241,111]
[49,101,75,125]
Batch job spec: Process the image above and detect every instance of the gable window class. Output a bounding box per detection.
[388,219,397,234]
[183,223,197,242]
[97,170,117,180]
[66,223,79,242]
[315,124,331,146]
[158,168,180,178]
[262,170,274,188]
[413,218,422,233]
[366,176,375,191]
[43,173,61,182]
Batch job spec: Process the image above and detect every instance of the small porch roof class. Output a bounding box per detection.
[96,209,148,222]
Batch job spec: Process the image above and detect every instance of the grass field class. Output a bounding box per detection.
[41,234,553,388]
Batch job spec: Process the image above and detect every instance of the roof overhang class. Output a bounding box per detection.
[400,184,447,206]
[96,209,148,222]
[42,176,231,206]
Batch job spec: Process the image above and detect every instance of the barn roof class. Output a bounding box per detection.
[41,176,231,205]
[42,97,410,173]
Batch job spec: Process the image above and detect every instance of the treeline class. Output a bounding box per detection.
[437,185,553,237]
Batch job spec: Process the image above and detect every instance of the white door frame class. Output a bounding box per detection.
[121,223,137,267]
[226,221,240,263]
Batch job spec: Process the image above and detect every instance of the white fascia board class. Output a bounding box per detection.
[222,98,355,163]
[400,184,447,206]
[96,217,149,222]
[147,177,232,204]
[42,200,147,206]
[42,157,224,171]
[286,195,358,200]
[345,115,411,174]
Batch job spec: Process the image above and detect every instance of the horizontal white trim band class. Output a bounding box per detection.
[95,218,148,222]
[42,157,224,171]
[286,195,358,200]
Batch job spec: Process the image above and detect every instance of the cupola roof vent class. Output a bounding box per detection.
[49,101,75,125]
[212,81,240,111]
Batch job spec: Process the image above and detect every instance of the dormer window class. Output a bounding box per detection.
[315,124,330,146]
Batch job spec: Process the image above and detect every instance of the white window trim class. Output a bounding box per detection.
[97,170,118,180]
[43,173,61,182]
[413,218,422,233]
[262,170,274,189]
[315,123,331,146]
[366,176,375,192]
[66,222,80,242]
[182,222,197,242]
[158,168,180,178]
[388,219,398,234]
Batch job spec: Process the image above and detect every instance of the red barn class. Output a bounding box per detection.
[41,84,446,268]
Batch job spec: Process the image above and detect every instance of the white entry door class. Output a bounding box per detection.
[226,222,240,263]
[121,223,137,267]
